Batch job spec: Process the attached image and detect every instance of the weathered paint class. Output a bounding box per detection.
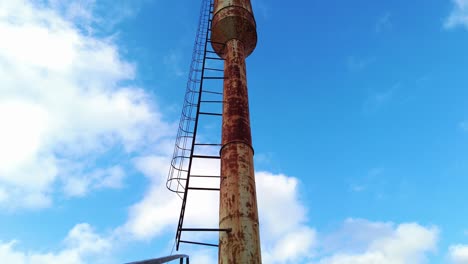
[211,0,257,58]
[212,0,261,262]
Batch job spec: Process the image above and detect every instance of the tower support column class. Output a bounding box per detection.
[219,39,261,264]
[212,0,261,262]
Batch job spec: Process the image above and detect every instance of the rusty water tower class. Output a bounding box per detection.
[166,0,262,262]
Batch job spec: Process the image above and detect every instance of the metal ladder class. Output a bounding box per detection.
[166,0,228,251]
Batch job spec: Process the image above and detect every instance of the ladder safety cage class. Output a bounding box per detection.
[166,0,227,251]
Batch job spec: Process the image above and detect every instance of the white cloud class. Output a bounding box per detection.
[449,244,468,264]
[121,155,220,241]
[0,215,442,264]
[0,0,171,209]
[62,166,126,197]
[186,249,217,264]
[252,172,317,263]
[321,219,394,254]
[121,164,317,263]
[269,227,317,263]
[256,172,307,237]
[49,0,96,30]
[0,223,113,264]
[122,178,181,240]
[445,0,468,29]
[125,168,437,264]
[120,155,180,240]
[317,219,439,264]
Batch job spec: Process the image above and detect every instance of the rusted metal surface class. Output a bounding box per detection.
[219,140,261,263]
[212,0,261,262]
[220,40,252,148]
[219,39,261,264]
[211,0,257,58]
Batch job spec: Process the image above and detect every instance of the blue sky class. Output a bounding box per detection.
[1,0,468,263]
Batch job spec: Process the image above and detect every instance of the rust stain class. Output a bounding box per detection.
[211,0,257,58]
[212,0,261,263]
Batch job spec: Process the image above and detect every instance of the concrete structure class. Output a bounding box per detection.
[211,0,262,263]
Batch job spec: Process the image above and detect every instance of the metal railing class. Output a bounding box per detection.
[126,254,189,264]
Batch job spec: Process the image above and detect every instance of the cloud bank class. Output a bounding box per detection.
[0,0,171,209]
[0,224,112,264]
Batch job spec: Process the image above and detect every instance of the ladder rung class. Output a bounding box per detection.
[187,187,220,191]
[206,57,224,60]
[192,154,220,159]
[189,175,221,178]
[179,240,218,247]
[200,100,223,103]
[204,67,224,72]
[203,76,225,80]
[199,112,222,116]
[202,90,222,95]
[181,228,231,232]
